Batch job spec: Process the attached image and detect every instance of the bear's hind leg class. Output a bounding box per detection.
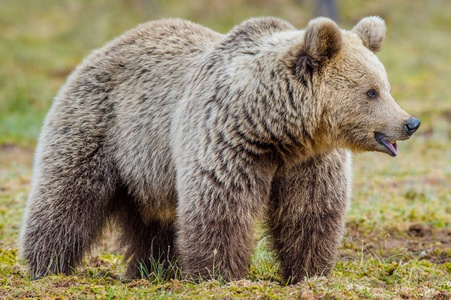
[20,148,118,278]
[268,149,351,284]
[115,199,176,280]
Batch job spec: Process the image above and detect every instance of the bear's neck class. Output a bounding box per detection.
[191,30,337,163]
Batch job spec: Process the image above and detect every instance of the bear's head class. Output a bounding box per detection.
[287,16,420,156]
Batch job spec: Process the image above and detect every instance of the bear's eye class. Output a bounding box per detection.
[367,89,378,99]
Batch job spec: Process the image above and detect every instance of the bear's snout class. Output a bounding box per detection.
[403,117,421,136]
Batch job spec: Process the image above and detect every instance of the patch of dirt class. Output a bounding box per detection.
[433,291,451,300]
[298,289,315,300]
[407,224,432,238]
[342,223,451,264]
[441,109,451,122]
[50,277,82,288]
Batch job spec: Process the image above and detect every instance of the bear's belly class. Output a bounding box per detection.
[134,167,178,224]
[137,196,177,224]
[117,146,178,223]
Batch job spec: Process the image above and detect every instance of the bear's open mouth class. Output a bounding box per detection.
[375,132,398,156]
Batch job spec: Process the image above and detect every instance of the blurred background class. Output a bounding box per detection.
[0,0,449,147]
[0,0,451,146]
[1,0,451,251]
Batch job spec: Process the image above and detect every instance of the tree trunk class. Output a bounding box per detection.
[315,0,339,22]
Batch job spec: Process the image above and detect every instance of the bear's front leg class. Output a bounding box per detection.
[269,149,351,284]
[175,155,274,281]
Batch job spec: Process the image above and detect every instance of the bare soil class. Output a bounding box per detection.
[344,223,451,263]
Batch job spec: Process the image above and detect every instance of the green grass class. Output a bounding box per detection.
[1,0,451,298]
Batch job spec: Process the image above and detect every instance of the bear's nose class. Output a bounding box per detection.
[403,117,421,135]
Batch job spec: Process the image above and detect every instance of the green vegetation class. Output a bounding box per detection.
[1,0,450,298]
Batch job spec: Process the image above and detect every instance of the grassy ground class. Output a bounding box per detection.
[1,0,451,298]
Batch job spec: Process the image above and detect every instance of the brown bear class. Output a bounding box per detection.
[20,16,420,283]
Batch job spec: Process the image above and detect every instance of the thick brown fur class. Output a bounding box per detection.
[20,16,417,283]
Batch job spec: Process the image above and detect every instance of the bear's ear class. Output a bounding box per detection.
[352,16,386,52]
[284,17,341,79]
[303,17,343,61]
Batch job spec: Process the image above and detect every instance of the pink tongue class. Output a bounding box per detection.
[382,139,398,155]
